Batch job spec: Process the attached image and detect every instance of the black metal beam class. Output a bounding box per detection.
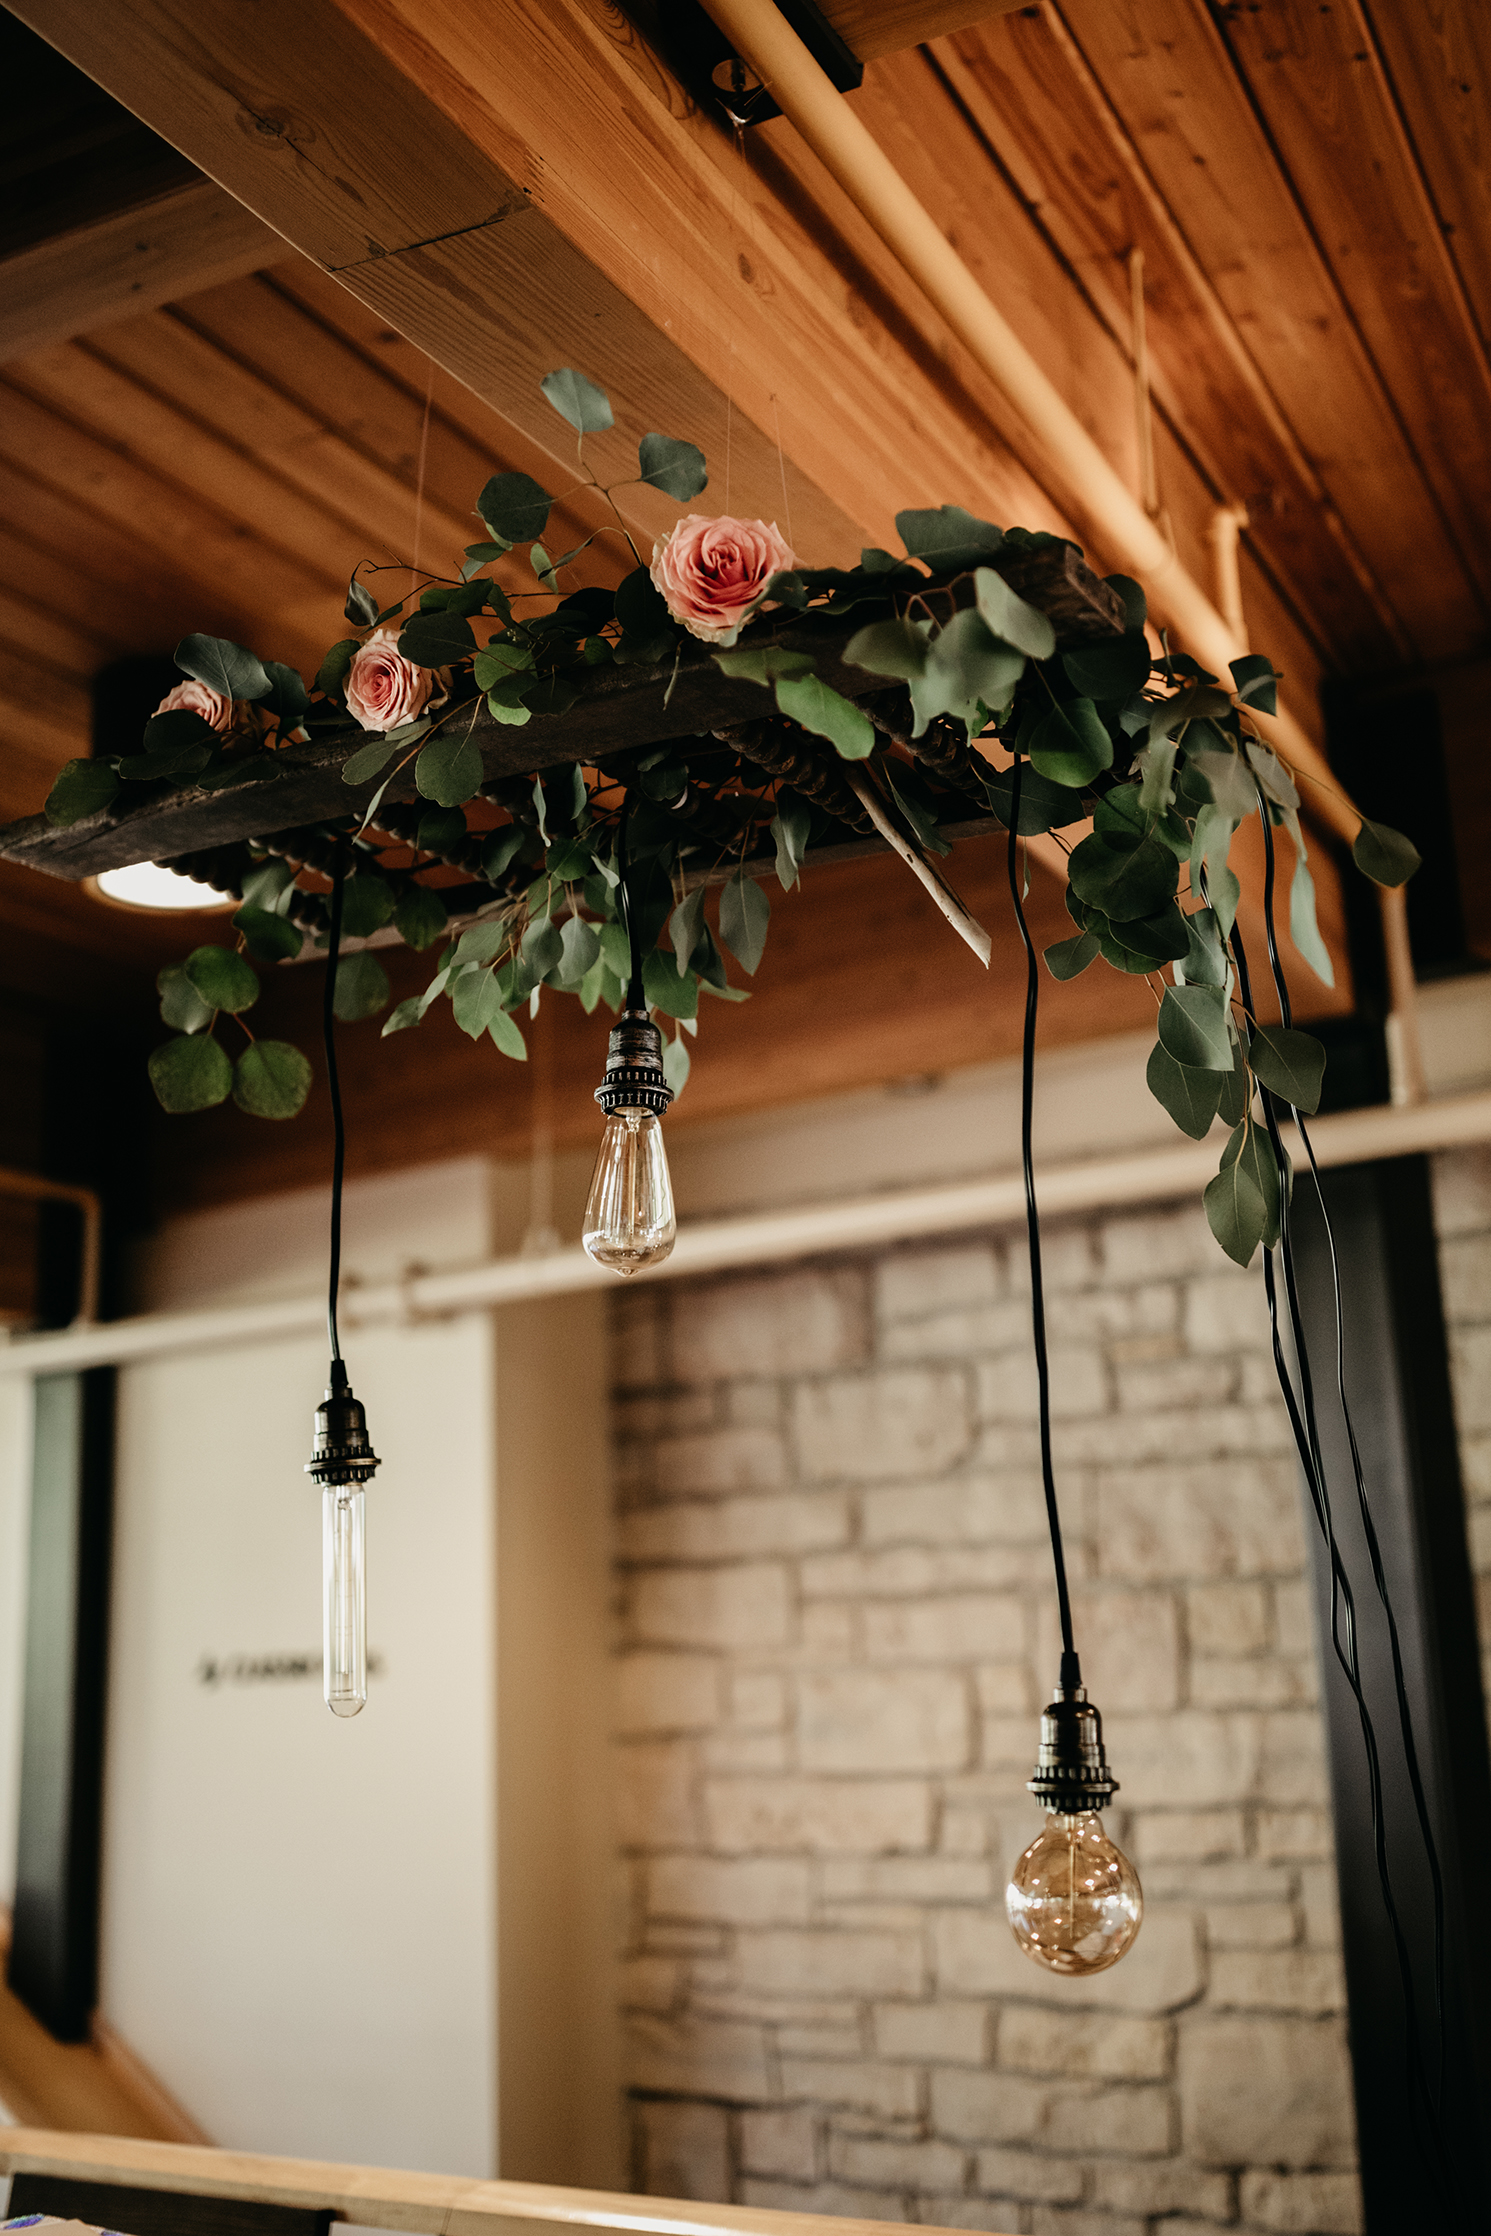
[6,1367,115,2041]
[1291,1155,1491,2226]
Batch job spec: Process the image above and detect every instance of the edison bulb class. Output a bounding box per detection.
[1006,1811,1142,1974]
[323,1487,366,1717]
[583,1107,676,1275]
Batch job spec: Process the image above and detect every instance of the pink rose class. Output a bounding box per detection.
[344,627,436,732]
[154,679,233,734]
[650,514,797,647]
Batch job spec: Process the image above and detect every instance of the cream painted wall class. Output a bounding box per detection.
[103,1162,499,2170]
[0,1373,32,1914]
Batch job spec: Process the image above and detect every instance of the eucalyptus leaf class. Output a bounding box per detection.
[482,825,532,882]
[973,568,1056,660]
[339,873,396,939]
[540,367,613,434]
[489,1007,528,1060]
[1191,804,1241,939]
[1158,982,1233,1071]
[1218,1042,1251,1128]
[669,886,706,976]
[456,919,511,966]
[714,645,816,686]
[982,764,1085,835]
[260,660,309,720]
[1286,837,1335,988]
[662,1034,691,1099]
[381,996,425,1037]
[418,804,468,856]
[774,672,875,759]
[473,640,535,690]
[552,914,601,987]
[1176,906,1230,988]
[1067,830,1177,923]
[148,1033,232,1113]
[333,950,391,1022]
[521,915,564,978]
[1106,575,1147,631]
[1029,697,1113,786]
[184,944,258,1014]
[1220,1116,1284,1248]
[1230,652,1279,715]
[394,884,449,951]
[452,965,503,1039]
[1137,734,1179,818]
[1146,1040,1224,1139]
[1205,1142,1270,1267]
[315,639,358,699]
[345,575,380,627]
[1060,631,1151,703]
[929,607,1027,708]
[1352,817,1421,887]
[771,794,812,891]
[45,758,121,827]
[1248,1023,1325,1115]
[479,471,553,545]
[342,735,403,785]
[1244,739,1299,813]
[720,868,770,974]
[896,505,1003,572]
[233,904,303,963]
[1114,902,1191,963]
[1191,745,1257,822]
[639,433,708,501]
[415,728,483,807]
[233,1040,312,1119]
[398,609,477,668]
[174,633,271,702]
[1044,931,1099,981]
[844,614,929,680]
[157,964,214,1033]
[641,950,698,1020]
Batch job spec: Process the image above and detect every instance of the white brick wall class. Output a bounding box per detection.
[603,1179,1460,2236]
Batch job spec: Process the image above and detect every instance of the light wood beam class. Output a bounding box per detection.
[0,178,279,362]
[821,0,1025,61]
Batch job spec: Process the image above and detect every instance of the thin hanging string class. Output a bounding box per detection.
[1225,884,1455,2204]
[724,381,733,516]
[410,357,436,593]
[1006,759,1078,1679]
[1251,791,1454,2169]
[323,839,349,1383]
[770,393,795,554]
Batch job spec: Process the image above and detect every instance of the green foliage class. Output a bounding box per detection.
[453,965,504,1038]
[774,671,875,760]
[121,709,219,780]
[415,727,483,807]
[489,1006,527,1060]
[149,1034,232,1112]
[345,574,380,627]
[642,948,698,1018]
[478,471,552,544]
[1146,1041,1223,1139]
[844,615,929,680]
[639,433,708,501]
[233,1040,312,1119]
[982,764,1084,835]
[973,568,1056,660]
[720,869,769,974]
[340,873,396,939]
[895,505,1003,571]
[1229,653,1278,715]
[233,904,303,963]
[1158,983,1233,1071]
[316,639,359,699]
[399,610,477,668]
[157,964,214,1033]
[45,758,120,827]
[333,951,390,1021]
[1044,931,1098,980]
[1352,817,1421,887]
[184,944,259,1014]
[174,634,271,702]
[1247,1023,1325,1114]
[541,367,614,434]
[1028,698,1113,786]
[771,795,812,890]
[1067,828,1177,922]
[394,884,449,951]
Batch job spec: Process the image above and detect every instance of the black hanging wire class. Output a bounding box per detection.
[1006,757,1079,1685]
[1250,789,1455,2172]
[323,834,349,1393]
[1221,830,1456,2201]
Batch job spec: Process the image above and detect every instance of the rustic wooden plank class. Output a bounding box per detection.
[1368,0,1491,361]
[0,177,278,361]
[930,16,1407,670]
[1056,0,1488,663]
[0,545,1126,879]
[1212,0,1491,617]
[822,0,1024,63]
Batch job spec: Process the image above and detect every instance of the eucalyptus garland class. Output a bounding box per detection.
[45,366,1419,1268]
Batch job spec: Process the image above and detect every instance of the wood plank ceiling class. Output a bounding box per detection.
[0,0,1486,1211]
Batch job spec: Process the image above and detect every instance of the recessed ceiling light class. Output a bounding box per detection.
[86,863,236,914]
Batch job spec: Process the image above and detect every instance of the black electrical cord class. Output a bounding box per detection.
[1252,793,1453,2147]
[1006,758,1079,1685]
[617,793,644,1011]
[323,835,349,1390]
[1226,871,1454,2200]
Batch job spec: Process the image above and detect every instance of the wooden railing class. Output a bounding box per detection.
[0,2132,1015,2236]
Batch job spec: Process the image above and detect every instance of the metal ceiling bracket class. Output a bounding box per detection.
[649,0,862,127]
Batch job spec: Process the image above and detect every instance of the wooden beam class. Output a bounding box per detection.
[820,0,1023,63]
[0,179,279,362]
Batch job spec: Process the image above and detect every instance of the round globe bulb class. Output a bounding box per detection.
[1006,1810,1142,1975]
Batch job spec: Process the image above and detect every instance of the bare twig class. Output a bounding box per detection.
[842,767,992,968]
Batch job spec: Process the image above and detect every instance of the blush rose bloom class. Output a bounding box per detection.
[650,514,796,647]
[153,679,233,734]
[344,627,436,733]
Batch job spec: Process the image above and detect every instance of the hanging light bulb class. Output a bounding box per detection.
[583,1009,676,1275]
[1006,1664,1142,1975]
[306,1363,380,1717]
